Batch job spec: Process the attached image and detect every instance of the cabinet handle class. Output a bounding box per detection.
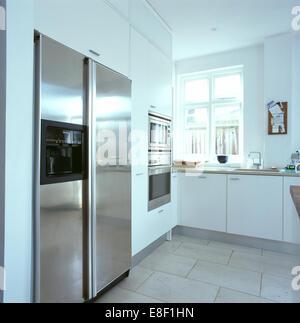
[158,210,164,214]
[89,49,100,57]
[198,176,207,179]
[136,173,144,176]
[230,177,240,181]
[150,105,157,109]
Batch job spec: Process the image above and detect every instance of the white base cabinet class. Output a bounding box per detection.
[283,177,300,244]
[227,175,283,241]
[180,174,227,232]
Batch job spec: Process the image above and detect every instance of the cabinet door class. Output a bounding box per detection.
[170,173,179,230]
[106,0,129,17]
[283,177,300,244]
[148,45,173,117]
[34,0,130,76]
[131,168,148,256]
[227,175,283,241]
[129,0,172,58]
[130,28,149,168]
[180,174,227,232]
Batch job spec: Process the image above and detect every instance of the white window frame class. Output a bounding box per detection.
[178,66,244,165]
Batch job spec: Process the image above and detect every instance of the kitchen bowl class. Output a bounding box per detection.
[217,155,229,164]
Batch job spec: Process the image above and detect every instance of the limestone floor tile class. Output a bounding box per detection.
[118,266,154,292]
[262,250,300,264]
[208,241,262,255]
[155,240,183,254]
[261,274,300,303]
[137,271,219,303]
[139,249,197,278]
[229,252,297,279]
[172,234,209,246]
[215,288,274,303]
[188,261,261,296]
[96,286,162,303]
[174,242,232,265]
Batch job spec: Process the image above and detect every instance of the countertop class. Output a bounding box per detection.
[290,186,300,218]
[173,167,300,177]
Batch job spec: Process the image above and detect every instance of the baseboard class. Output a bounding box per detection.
[174,226,300,256]
[132,233,168,267]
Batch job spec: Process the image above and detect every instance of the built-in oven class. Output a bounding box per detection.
[149,113,172,151]
[148,166,171,211]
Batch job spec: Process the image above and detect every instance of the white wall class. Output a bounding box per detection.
[175,32,300,168]
[264,33,293,168]
[4,0,34,303]
[175,45,265,164]
[291,33,300,155]
[0,0,6,304]
[264,33,300,168]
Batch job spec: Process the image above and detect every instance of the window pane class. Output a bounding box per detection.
[184,129,208,156]
[185,79,209,103]
[214,74,241,100]
[185,108,208,128]
[214,105,240,156]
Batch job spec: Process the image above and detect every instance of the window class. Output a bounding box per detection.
[179,67,243,164]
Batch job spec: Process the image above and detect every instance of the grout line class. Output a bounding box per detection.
[259,273,263,297]
[227,250,234,266]
[185,259,199,279]
[134,271,156,292]
[213,287,221,303]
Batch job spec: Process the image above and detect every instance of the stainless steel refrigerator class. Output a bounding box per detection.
[34,34,132,303]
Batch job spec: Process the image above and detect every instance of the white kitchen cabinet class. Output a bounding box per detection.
[106,0,129,18]
[129,0,172,58]
[131,167,148,256]
[148,203,171,244]
[130,29,149,167]
[170,172,179,230]
[180,174,227,232]
[148,44,173,117]
[227,175,283,241]
[34,0,130,76]
[130,28,173,118]
[283,177,300,244]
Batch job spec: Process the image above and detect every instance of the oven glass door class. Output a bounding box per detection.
[149,169,171,202]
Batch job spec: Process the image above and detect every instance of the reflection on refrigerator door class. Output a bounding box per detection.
[94,62,132,293]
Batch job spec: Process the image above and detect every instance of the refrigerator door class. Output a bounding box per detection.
[93,63,132,293]
[37,35,86,303]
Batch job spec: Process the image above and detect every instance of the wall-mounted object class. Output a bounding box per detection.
[267,101,288,135]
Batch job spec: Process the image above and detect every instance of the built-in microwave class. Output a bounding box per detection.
[149,113,172,151]
[148,166,171,211]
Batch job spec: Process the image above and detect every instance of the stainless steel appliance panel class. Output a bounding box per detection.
[41,36,86,125]
[94,63,132,293]
[149,114,172,151]
[38,35,85,303]
[40,181,83,303]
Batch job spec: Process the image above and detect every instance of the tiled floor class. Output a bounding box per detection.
[96,234,300,303]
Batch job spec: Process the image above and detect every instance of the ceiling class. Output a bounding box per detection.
[147,0,299,61]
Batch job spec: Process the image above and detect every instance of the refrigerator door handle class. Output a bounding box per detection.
[85,58,97,300]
